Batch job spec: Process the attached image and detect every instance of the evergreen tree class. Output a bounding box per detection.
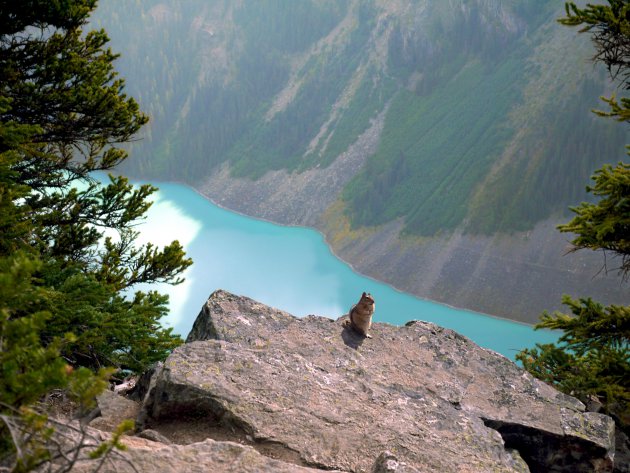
[0,0,192,469]
[517,1,630,430]
[558,162,630,279]
[559,1,630,122]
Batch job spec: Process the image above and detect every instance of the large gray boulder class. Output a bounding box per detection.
[52,431,341,473]
[139,290,616,472]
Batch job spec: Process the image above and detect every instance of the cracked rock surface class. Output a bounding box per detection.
[137,289,615,472]
[65,433,337,473]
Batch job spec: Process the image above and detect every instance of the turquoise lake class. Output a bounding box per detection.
[134,181,557,359]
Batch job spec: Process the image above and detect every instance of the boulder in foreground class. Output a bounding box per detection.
[135,290,615,472]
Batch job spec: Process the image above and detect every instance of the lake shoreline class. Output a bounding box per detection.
[97,173,558,358]
[143,175,540,330]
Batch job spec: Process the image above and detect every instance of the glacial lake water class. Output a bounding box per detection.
[132,180,557,359]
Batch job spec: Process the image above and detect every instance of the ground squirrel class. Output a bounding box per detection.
[343,292,375,338]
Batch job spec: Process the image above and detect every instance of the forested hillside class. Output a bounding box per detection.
[93,0,627,238]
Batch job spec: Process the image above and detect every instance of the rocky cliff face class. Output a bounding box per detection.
[72,290,622,472]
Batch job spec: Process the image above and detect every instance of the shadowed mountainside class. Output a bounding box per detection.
[92,0,629,322]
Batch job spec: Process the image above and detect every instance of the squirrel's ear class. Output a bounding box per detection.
[362,292,366,297]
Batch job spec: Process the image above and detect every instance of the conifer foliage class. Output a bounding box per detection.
[0,0,191,469]
[518,1,630,430]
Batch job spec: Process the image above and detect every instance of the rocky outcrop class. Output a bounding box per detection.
[54,431,339,473]
[134,290,616,472]
[51,373,339,472]
[89,390,140,433]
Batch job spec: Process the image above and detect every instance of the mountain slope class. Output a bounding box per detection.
[95,0,626,236]
[92,0,629,322]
